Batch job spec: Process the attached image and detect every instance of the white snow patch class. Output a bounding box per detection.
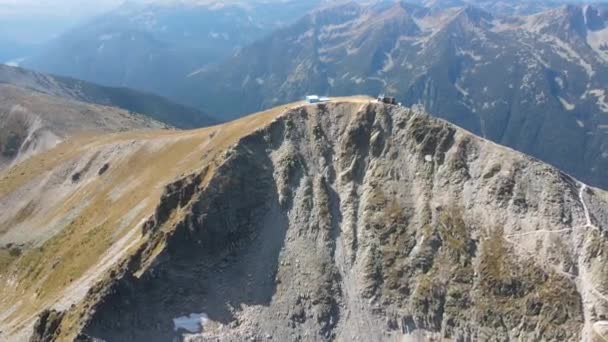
[294,29,314,44]
[587,26,608,62]
[558,97,575,111]
[367,77,387,87]
[588,89,608,113]
[576,120,585,128]
[543,35,595,77]
[346,45,360,56]
[173,313,208,333]
[186,68,206,78]
[5,57,25,67]
[424,155,433,162]
[241,75,251,87]
[455,83,469,97]
[381,52,395,73]
[351,76,364,84]
[456,48,482,61]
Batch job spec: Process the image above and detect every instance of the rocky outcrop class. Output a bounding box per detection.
[29,310,64,342]
[49,102,607,341]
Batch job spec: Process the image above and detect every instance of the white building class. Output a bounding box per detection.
[306,95,320,103]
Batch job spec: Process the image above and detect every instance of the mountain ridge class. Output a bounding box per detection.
[0,83,171,171]
[0,99,606,341]
[0,64,216,129]
[21,0,326,98]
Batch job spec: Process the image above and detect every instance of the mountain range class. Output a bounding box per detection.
[0,99,606,341]
[0,64,216,171]
[1,2,608,341]
[0,64,215,129]
[21,0,326,97]
[0,83,168,171]
[180,2,608,189]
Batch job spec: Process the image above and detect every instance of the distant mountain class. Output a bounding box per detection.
[0,64,215,128]
[0,83,169,170]
[181,2,608,189]
[22,0,326,98]
[404,0,589,14]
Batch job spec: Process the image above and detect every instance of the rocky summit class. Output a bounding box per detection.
[0,98,606,341]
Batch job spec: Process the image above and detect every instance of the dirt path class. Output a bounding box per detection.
[578,183,608,342]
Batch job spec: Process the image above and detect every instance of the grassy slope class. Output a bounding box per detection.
[0,98,374,338]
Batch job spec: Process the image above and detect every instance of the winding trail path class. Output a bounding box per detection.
[577,184,608,342]
[579,185,597,231]
[506,183,608,341]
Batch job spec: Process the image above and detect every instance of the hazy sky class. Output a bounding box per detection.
[0,0,125,18]
[0,0,130,42]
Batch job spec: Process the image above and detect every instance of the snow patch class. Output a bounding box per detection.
[558,97,575,111]
[543,35,595,78]
[350,76,364,84]
[588,89,608,113]
[186,68,206,78]
[346,45,360,56]
[5,58,25,67]
[456,48,482,61]
[576,120,585,128]
[173,313,208,333]
[367,77,387,87]
[554,76,564,89]
[587,26,608,62]
[381,52,395,73]
[455,83,469,97]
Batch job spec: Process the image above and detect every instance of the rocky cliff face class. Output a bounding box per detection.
[1,101,607,341]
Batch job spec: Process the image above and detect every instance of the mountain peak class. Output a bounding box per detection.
[455,5,494,26]
[3,98,606,341]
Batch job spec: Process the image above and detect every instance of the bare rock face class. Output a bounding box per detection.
[29,310,64,342]
[11,102,608,341]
